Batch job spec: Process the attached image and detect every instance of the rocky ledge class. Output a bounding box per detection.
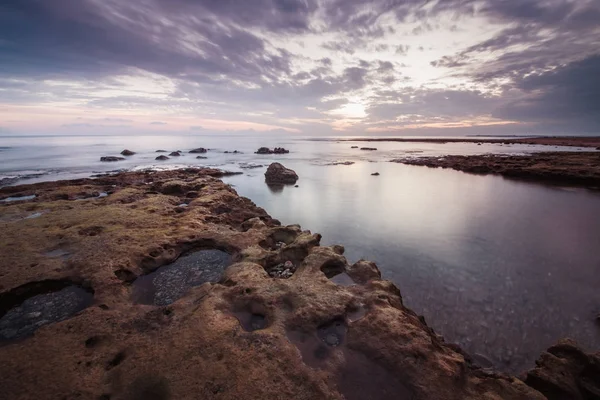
[0,168,598,400]
[391,152,600,188]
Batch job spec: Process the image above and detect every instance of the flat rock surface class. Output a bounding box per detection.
[0,168,597,399]
[391,152,600,188]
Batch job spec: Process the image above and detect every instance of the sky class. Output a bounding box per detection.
[1,0,599,136]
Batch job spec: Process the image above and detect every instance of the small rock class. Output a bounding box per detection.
[189,148,207,154]
[294,185,299,188]
[169,151,181,157]
[351,146,359,148]
[155,150,168,152]
[100,156,125,162]
[155,155,170,161]
[360,147,377,151]
[120,149,135,156]
[196,156,207,159]
[255,147,290,154]
[371,172,380,176]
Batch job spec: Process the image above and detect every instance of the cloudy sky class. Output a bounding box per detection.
[1,0,599,136]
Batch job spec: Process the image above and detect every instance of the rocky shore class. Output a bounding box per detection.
[0,169,598,399]
[391,152,600,189]
[346,136,600,148]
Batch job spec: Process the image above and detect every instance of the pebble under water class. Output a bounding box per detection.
[131,249,231,306]
[0,286,93,341]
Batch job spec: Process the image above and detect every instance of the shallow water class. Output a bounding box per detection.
[131,249,231,306]
[0,286,93,341]
[223,160,600,374]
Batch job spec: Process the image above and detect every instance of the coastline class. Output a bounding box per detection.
[344,136,600,148]
[1,168,598,399]
[390,152,600,189]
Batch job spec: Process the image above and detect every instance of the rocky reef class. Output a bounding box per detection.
[391,152,600,188]
[0,168,598,399]
[255,147,290,154]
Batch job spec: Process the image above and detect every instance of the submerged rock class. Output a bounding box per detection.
[189,148,207,154]
[264,162,298,184]
[351,146,359,148]
[155,150,168,153]
[120,149,136,156]
[360,147,377,151]
[100,156,125,162]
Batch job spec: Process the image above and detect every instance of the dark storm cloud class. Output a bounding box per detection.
[493,55,600,127]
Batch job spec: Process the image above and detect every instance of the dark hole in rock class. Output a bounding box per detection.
[114,269,137,284]
[330,273,356,287]
[233,311,268,332]
[317,318,348,347]
[0,281,94,341]
[321,259,347,279]
[286,330,331,368]
[44,249,71,259]
[85,335,102,348]
[106,351,126,370]
[337,348,414,400]
[131,250,231,306]
[347,305,367,322]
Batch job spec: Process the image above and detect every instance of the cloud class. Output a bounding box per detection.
[0,0,599,135]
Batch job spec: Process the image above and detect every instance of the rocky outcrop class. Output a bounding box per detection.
[189,148,207,154]
[100,156,125,162]
[390,152,600,188]
[120,149,135,156]
[0,169,598,400]
[524,339,600,400]
[264,162,298,184]
[255,147,290,154]
[155,155,169,161]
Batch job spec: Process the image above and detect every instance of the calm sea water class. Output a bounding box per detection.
[1,134,599,373]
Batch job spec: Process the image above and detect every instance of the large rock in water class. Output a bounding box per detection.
[120,149,135,156]
[264,162,298,184]
[255,147,290,154]
[189,148,207,154]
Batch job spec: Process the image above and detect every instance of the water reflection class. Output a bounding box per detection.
[223,161,600,374]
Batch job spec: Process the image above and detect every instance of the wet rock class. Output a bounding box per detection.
[100,156,125,162]
[155,150,168,152]
[327,161,355,166]
[525,339,600,400]
[155,155,169,161]
[120,149,136,156]
[196,156,208,159]
[360,147,377,151]
[169,151,181,157]
[239,163,263,169]
[189,148,207,154]
[371,172,380,176]
[255,147,290,154]
[224,150,242,154]
[351,146,359,148]
[264,163,298,185]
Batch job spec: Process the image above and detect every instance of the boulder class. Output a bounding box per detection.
[371,172,380,176]
[189,148,207,154]
[255,147,290,155]
[264,162,298,184]
[169,151,181,157]
[120,149,135,156]
[155,155,170,161]
[100,156,125,162]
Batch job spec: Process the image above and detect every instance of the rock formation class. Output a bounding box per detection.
[100,156,125,162]
[120,150,135,156]
[155,155,169,161]
[0,169,598,400]
[189,148,207,154]
[169,151,182,157]
[255,147,290,155]
[264,162,298,184]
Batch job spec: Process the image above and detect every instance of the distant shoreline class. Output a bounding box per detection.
[343,136,600,148]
